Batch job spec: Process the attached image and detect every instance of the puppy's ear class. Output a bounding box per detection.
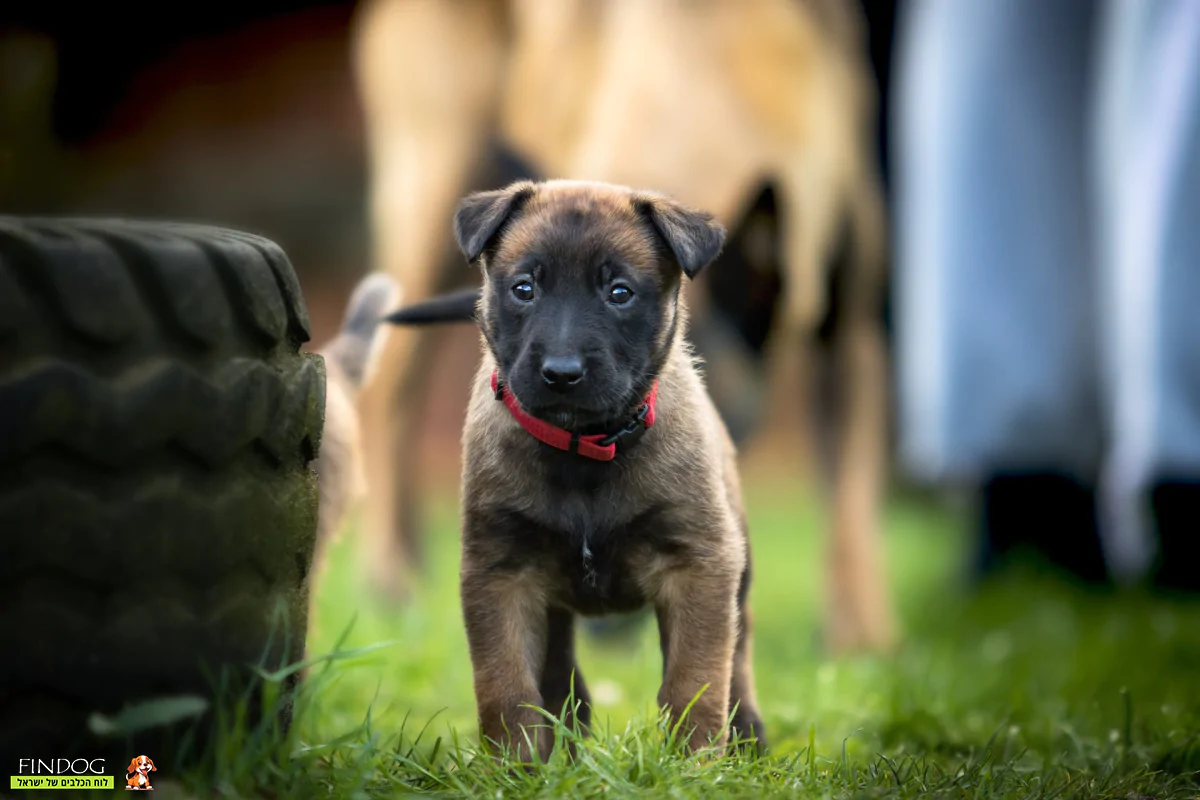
[126,759,138,775]
[453,181,537,263]
[635,193,726,279]
[148,759,156,772]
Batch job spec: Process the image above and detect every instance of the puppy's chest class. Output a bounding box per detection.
[526,502,682,616]
[550,530,648,615]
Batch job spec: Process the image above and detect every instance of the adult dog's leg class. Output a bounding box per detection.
[823,174,895,654]
[352,0,507,600]
[779,152,894,654]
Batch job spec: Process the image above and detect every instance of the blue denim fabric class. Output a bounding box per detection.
[892,0,1200,574]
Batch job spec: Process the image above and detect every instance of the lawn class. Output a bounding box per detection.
[185,479,1200,798]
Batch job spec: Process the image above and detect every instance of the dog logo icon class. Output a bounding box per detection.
[124,755,156,790]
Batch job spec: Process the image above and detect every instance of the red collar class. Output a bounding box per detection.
[490,370,658,462]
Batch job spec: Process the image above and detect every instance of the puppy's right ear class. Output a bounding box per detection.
[453,181,536,263]
[126,759,138,776]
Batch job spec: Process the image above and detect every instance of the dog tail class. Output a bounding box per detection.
[321,272,400,393]
[383,286,480,326]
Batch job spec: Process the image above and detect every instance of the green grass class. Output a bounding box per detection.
[179,483,1200,798]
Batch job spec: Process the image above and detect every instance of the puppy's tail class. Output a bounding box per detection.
[383,286,480,326]
[321,272,400,393]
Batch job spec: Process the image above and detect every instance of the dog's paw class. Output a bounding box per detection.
[729,712,768,756]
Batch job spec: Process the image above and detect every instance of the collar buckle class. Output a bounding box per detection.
[597,403,652,448]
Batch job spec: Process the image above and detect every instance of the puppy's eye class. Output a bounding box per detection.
[512,281,535,302]
[608,284,633,305]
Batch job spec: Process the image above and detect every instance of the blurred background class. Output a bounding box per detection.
[0,0,897,489]
[5,0,1200,599]
[0,2,370,340]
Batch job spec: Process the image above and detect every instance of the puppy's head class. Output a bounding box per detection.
[455,179,724,429]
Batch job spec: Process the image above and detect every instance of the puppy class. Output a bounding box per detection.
[124,755,155,790]
[390,179,764,760]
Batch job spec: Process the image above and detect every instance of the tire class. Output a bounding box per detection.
[0,218,325,767]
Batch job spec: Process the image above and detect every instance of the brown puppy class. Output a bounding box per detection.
[422,179,763,761]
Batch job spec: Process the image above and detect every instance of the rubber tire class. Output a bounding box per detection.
[0,218,325,767]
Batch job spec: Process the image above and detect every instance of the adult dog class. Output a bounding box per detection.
[353,0,893,653]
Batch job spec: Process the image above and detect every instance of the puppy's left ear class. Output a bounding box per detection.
[636,193,726,279]
[453,180,537,264]
[148,759,156,772]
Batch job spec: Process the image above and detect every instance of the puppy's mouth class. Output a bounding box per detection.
[515,392,642,434]
[531,404,606,432]
[503,368,643,433]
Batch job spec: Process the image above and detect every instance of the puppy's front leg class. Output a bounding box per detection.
[461,562,551,763]
[653,561,739,751]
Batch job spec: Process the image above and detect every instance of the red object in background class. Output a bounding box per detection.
[5,2,370,337]
[2,1,358,145]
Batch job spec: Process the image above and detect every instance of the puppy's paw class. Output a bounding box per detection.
[729,710,768,756]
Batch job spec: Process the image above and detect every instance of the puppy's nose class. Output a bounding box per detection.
[541,355,586,391]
